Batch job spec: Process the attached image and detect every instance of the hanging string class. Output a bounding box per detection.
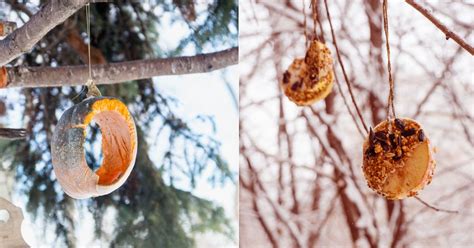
[85,3,101,98]
[86,3,92,81]
[303,0,308,47]
[323,0,369,134]
[382,1,457,213]
[382,0,395,120]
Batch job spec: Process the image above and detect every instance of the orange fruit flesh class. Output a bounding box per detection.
[83,99,136,186]
[94,111,132,186]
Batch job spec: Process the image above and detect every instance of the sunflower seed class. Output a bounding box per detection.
[291,81,300,91]
[389,133,396,148]
[380,141,389,151]
[394,118,405,130]
[418,129,425,141]
[366,146,375,157]
[283,71,290,84]
[402,128,416,137]
[375,131,387,141]
[369,127,375,145]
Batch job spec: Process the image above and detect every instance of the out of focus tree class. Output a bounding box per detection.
[240,0,473,247]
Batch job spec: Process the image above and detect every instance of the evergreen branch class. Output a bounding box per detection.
[4,47,238,88]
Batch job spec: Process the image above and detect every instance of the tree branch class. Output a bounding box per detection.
[405,0,474,55]
[4,47,238,88]
[0,0,89,66]
[414,196,459,214]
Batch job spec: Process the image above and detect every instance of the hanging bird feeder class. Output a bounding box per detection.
[51,4,137,199]
[51,97,137,199]
[281,40,334,106]
[362,118,435,200]
[362,1,436,200]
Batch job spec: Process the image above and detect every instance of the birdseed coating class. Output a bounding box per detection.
[362,118,435,199]
[281,41,334,106]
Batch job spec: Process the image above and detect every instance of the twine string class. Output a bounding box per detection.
[323,0,369,134]
[85,3,101,97]
[382,0,396,120]
[86,3,92,81]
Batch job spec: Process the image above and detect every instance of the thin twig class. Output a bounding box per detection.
[414,196,459,214]
[405,0,474,55]
[323,0,369,134]
[303,0,308,47]
[334,72,365,138]
[413,46,463,119]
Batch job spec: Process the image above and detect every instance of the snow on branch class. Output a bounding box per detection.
[4,47,238,88]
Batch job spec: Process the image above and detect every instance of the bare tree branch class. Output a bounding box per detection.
[0,0,90,66]
[4,47,238,88]
[405,0,474,55]
[414,196,459,214]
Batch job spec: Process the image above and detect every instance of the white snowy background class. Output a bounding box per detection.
[240,0,473,247]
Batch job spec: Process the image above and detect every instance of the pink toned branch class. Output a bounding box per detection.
[405,0,474,55]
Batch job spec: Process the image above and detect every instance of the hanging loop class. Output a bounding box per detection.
[86,78,101,98]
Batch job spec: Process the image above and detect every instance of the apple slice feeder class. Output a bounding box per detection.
[51,97,137,199]
[281,40,334,106]
[362,118,435,200]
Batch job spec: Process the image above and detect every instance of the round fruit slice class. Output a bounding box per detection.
[362,118,435,200]
[281,41,334,106]
[51,97,137,199]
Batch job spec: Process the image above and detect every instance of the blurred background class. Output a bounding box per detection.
[240,0,473,247]
[0,0,238,247]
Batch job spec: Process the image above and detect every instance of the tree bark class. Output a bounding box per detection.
[0,0,89,66]
[4,47,238,88]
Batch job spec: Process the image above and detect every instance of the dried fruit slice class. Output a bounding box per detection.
[362,118,435,200]
[280,41,334,106]
[382,140,434,199]
[305,40,333,82]
[51,97,137,199]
